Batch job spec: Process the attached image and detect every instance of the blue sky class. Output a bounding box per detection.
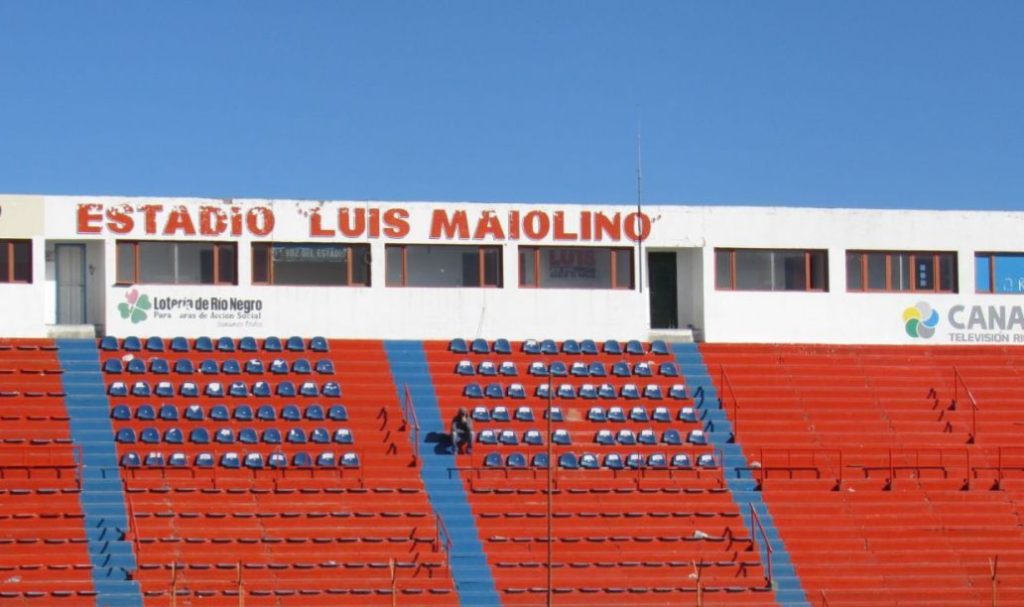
[1,2,1022,209]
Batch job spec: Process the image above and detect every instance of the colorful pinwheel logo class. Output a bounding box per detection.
[903,301,939,339]
[117,288,151,324]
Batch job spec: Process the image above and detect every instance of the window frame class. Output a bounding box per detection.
[714,248,828,292]
[250,242,371,287]
[518,246,634,290]
[385,244,503,288]
[0,240,32,284]
[115,240,238,286]
[975,252,1024,294]
[845,250,957,293]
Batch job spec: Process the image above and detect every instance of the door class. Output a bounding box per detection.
[56,244,86,324]
[648,252,678,329]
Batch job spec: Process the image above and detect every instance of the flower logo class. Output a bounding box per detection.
[117,288,151,324]
[903,301,939,339]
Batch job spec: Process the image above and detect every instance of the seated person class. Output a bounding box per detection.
[450,407,474,455]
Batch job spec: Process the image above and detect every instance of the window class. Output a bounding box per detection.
[519,247,633,289]
[385,245,502,287]
[715,249,827,291]
[251,243,370,286]
[116,241,237,285]
[0,240,32,283]
[846,251,956,293]
[976,253,1024,294]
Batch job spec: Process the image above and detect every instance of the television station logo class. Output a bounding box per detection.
[902,301,939,339]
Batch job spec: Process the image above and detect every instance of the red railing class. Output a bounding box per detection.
[952,366,979,443]
[749,503,774,588]
[400,383,422,465]
[718,365,739,439]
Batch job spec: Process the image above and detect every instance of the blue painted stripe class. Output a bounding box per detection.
[57,339,143,607]
[673,343,810,607]
[384,340,501,607]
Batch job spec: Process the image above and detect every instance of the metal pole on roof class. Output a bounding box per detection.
[546,368,554,606]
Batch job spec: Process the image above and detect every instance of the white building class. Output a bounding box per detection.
[1,194,1023,345]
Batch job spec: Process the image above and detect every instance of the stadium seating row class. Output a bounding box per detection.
[108,380,341,398]
[121,450,360,468]
[100,335,329,353]
[103,357,334,375]
[450,338,671,356]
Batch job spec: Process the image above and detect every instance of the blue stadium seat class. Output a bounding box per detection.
[558,452,579,469]
[103,359,123,373]
[209,405,229,421]
[507,453,527,468]
[535,383,550,399]
[299,381,319,397]
[233,404,254,421]
[697,453,718,468]
[634,362,653,377]
[194,336,214,352]
[638,429,657,445]
[145,336,164,352]
[333,429,353,444]
[603,340,622,354]
[215,429,234,444]
[545,407,563,422]
[522,339,540,355]
[221,452,241,468]
[540,339,558,355]
[238,428,258,444]
[145,452,165,467]
[580,339,599,355]
[607,406,627,422]
[216,337,235,352]
[478,361,497,376]
[286,336,305,352]
[268,451,287,468]
[314,360,334,374]
[257,405,276,421]
[190,428,210,444]
[612,362,631,377]
[238,336,258,352]
[121,452,141,467]
[532,453,549,468]
[688,429,707,445]
[263,429,282,444]
[316,452,335,466]
[132,382,151,397]
[287,428,307,444]
[327,405,347,421]
[245,359,264,374]
[222,360,241,375]
[111,405,131,420]
[252,381,271,397]
[529,362,548,376]
[617,429,636,445]
[663,429,682,445]
[650,340,670,356]
[321,382,341,397]
[244,453,264,469]
[127,358,146,374]
[199,359,219,375]
[626,453,645,469]
[303,404,323,420]
[625,340,645,355]
[154,381,173,397]
[659,362,679,377]
[652,406,671,423]
[484,452,502,467]
[644,385,663,400]
[671,453,692,468]
[524,430,543,445]
[595,430,614,445]
[499,361,518,376]
[228,382,248,397]
[135,404,155,420]
[587,407,606,422]
[340,452,360,468]
[292,452,312,467]
[560,339,580,355]
[669,384,687,400]
[115,428,136,443]
[174,359,194,374]
[556,384,576,399]
[515,406,534,422]
[99,336,118,351]
[648,453,667,468]
[158,404,178,421]
[277,382,296,397]
[170,337,189,352]
[122,336,142,352]
[471,406,490,421]
[150,358,169,374]
[678,407,698,423]
[292,359,312,374]
[449,338,469,354]
[552,429,571,445]
[588,362,607,377]
[493,338,512,354]
[491,406,510,422]
[478,430,497,445]
[310,428,330,444]
[621,384,640,399]
[579,453,599,469]
[164,428,183,444]
[269,359,288,374]
[484,383,503,399]
[471,338,489,354]
[263,336,283,352]
[185,404,204,421]
[579,384,597,399]
[630,406,649,422]
[604,453,624,470]
[598,383,616,399]
[140,428,160,444]
[107,382,127,397]
[310,336,328,352]
[498,430,518,445]
[570,362,588,377]
[550,361,568,377]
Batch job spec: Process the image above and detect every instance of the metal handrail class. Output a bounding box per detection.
[435,513,453,571]
[749,503,774,588]
[952,366,979,443]
[400,383,422,464]
[719,365,740,438]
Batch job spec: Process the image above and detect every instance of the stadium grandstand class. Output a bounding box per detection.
[1,193,1023,606]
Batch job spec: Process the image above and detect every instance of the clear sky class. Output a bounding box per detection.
[1,2,1022,209]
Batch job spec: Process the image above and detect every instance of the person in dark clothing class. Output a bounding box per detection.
[450,407,473,455]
